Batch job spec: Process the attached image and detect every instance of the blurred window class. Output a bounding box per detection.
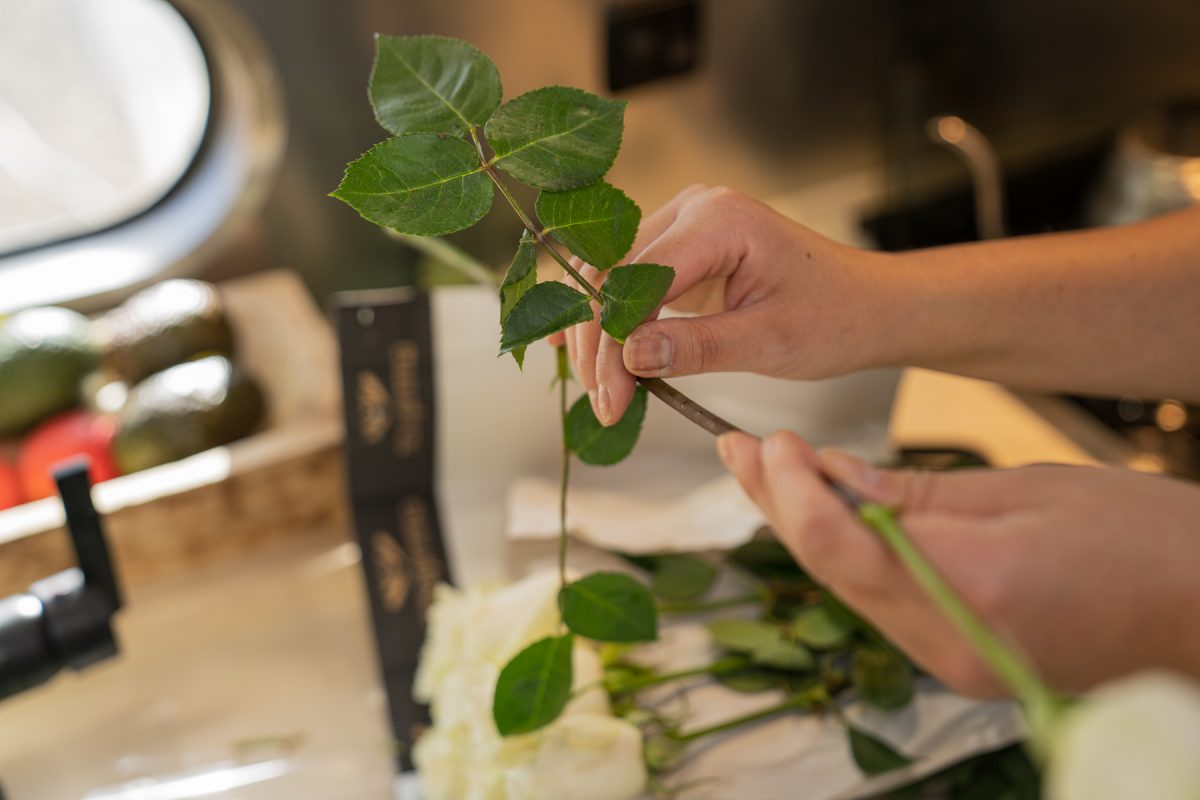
[0,0,210,256]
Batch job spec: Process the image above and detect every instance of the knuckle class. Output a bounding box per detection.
[687,319,723,372]
[702,185,743,211]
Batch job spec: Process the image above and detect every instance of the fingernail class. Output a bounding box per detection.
[716,433,737,469]
[596,385,612,424]
[624,332,672,375]
[819,449,882,491]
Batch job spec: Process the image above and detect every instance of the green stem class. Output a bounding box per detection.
[657,593,762,615]
[472,127,600,300]
[858,503,1061,753]
[557,345,571,589]
[614,656,748,694]
[668,694,811,744]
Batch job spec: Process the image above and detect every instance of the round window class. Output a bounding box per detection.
[0,0,211,255]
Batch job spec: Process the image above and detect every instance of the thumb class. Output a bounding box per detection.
[622,309,766,378]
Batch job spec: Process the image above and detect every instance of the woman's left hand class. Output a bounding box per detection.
[717,431,1200,695]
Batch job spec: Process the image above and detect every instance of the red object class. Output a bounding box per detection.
[17,410,120,501]
[0,457,21,510]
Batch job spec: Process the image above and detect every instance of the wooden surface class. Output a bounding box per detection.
[0,270,348,595]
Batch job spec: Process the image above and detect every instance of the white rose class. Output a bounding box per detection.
[1047,671,1200,800]
[505,713,646,800]
[413,570,644,800]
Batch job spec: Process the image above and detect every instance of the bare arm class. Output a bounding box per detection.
[564,188,1200,424]
[879,205,1200,401]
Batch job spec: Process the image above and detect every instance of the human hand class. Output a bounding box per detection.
[554,185,890,425]
[716,430,1200,695]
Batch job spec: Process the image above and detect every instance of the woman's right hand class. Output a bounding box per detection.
[560,185,893,425]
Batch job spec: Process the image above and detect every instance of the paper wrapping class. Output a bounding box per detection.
[506,477,1025,800]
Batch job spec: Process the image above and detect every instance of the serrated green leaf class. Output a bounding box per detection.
[852,644,915,711]
[791,605,854,650]
[500,282,593,356]
[751,635,814,672]
[500,232,538,368]
[650,555,717,602]
[370,34,502,136]
[560,572,658,643]
[705,619,781,653]
[331,134,493,236]
[564,384,647,465]
[487,87,626,190]
[847,724,913,776]
[493,634,574,736]
[535,182,641,269]
[600,263,675,342]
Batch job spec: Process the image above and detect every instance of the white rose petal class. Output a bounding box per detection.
[413,570,645,800]
[532,713,646,800]
[1048,671,1200,800]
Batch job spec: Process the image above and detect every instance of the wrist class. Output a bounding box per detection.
[839,247,928,373]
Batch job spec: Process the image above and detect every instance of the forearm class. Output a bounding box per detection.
[868,206,1200,401]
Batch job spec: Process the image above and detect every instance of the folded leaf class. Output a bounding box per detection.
[487,87,626,190]
[499,281,593,355]
[331,134,493,237]
[560,572,658,643]
[564,384,647,466]
[500,232,538,367]
[370,34,502,136]
[847,724,913,776]
[493,634,574,736]
[600,263,675,342]
[536,182,641,269]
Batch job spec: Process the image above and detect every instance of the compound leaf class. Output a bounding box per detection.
[536,181,640,269]
[791,605,855,650]
[331,134,492,236]
[650,555,717,602]
[600,263,674,342]
[848,724,913,776]
[493,634,574,736]
[560,572,658,643]
[370,34,502,136]
[487,87,626,190]
[499,282,593,356]
[564,384,648,465]
[500,232,538,367]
